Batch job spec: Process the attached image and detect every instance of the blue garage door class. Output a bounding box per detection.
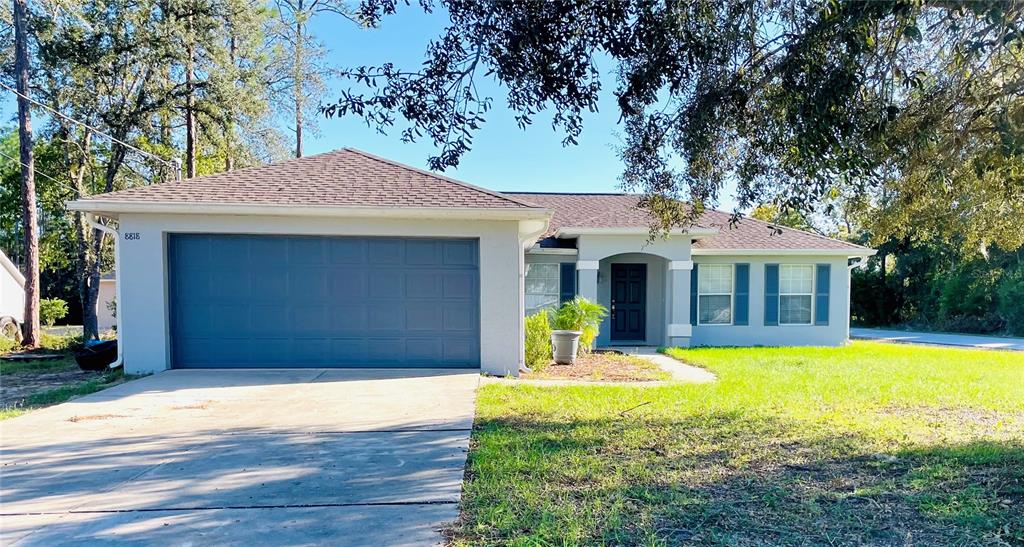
[168,234,480,368]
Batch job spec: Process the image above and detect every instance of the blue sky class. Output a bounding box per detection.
[307,7,632,196]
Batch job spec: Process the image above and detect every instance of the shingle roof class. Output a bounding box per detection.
[82,148,542,210]
[504,192,870,252]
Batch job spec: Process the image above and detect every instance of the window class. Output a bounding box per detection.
[698,264,733,325]
[525,263,560,315]
[779,264,814,325]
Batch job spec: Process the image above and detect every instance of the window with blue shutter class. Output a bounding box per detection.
[764,264,779,326]
[734,264,749,325]
[559,262,576,304]
[815,264,830,325]
[689,265,698,326]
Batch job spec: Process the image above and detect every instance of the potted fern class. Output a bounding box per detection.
[549,297,608,364]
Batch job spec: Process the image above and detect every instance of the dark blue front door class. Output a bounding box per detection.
[610,263,646,342]
[168,234,480,368]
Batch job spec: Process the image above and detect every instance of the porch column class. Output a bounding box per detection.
[667,260,693,347]
[576,260,599,302]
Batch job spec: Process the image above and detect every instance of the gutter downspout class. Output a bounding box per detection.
[846,257,866,344]
[87,215,123,370]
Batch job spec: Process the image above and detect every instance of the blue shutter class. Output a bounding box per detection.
[734,264,749,325]
[815,263,830,325]
[559,262,576,304]
[764,264,779,326]
[689,264,698,325]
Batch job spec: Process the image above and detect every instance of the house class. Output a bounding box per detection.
[67,148,874,376]
[98,272,117,331]
[1,248,25,325]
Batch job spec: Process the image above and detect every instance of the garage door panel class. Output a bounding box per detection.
[442,272,476,298]
[443,240,477,266]
[406,302,442,329]
[443,302,478,332]
[406,274,442,298]
[443,338,478,362]
[170,235,479,368]
[368,271,404,298]
[368,240,403,264]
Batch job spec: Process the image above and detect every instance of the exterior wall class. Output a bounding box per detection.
[97,280,117,331]
[1,260,24,323]
[691,255,850,346]
[115,213,525,376]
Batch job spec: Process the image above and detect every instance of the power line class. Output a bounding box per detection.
[0,81,182,180]
[0,148,79,194]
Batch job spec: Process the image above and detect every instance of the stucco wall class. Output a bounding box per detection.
[97,279,116,331]
[115,213,525,376]
[690,255,851,346]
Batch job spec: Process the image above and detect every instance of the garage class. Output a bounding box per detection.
[168,234,480,368]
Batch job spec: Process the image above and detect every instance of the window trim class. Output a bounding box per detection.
[697,263,734,326]
[778,264,815,326]
[524,262,561,316]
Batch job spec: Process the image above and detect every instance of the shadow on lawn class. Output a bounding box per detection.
[454,411,1024,545]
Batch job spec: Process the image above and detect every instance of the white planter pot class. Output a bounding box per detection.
[551,330,582,365]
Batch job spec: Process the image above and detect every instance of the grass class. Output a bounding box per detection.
[1,334,136,420]
[451,342,1024,545]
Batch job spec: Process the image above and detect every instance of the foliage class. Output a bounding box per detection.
[851,239,1023,335]
[997,270,1024,336]
[329,0,1023,239]
[549,297,607,353]
[39,298,68,327]
[750,204,816,232]
[455,342,1024,544]
[523,311,552,371]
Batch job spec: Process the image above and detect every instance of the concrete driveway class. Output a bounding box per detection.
[0,368,479,545]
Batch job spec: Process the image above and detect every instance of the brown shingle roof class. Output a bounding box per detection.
[504,192,870,252]
[82,148,542,210]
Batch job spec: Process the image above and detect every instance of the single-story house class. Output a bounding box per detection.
[1,248,25,325]
[98,272,117,331]
[68,148,874,376]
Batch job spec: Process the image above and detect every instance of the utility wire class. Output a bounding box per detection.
[0,148,79,194]
[0,81,182,180]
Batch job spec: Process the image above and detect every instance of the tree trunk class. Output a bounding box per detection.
[14,0,40,348]
[225,32,237,171]
[294,16,304,158]
[185,11,197,178]
[83,142,129,340]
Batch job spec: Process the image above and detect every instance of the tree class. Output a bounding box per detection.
[13,0,39,347]
[268,0,366,157]
[325,0,1023,237]
[31,0,286,339]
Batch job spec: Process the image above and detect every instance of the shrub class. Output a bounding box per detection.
[39,298,69,327]
[997,269,1024,336]
[524,311,553,371]
[550,296,608,354]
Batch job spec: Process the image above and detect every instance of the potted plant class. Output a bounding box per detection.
[549,297,608,364]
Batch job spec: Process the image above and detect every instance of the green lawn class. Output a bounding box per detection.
[452,342,1024,545]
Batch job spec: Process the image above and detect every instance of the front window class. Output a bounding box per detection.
[525,263,560,316]
[779,264,814,325]
[698,264,733,325]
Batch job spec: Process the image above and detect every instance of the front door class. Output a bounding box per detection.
[610,263,646,342]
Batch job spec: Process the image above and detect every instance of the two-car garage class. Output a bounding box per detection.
[167,234,481,369]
